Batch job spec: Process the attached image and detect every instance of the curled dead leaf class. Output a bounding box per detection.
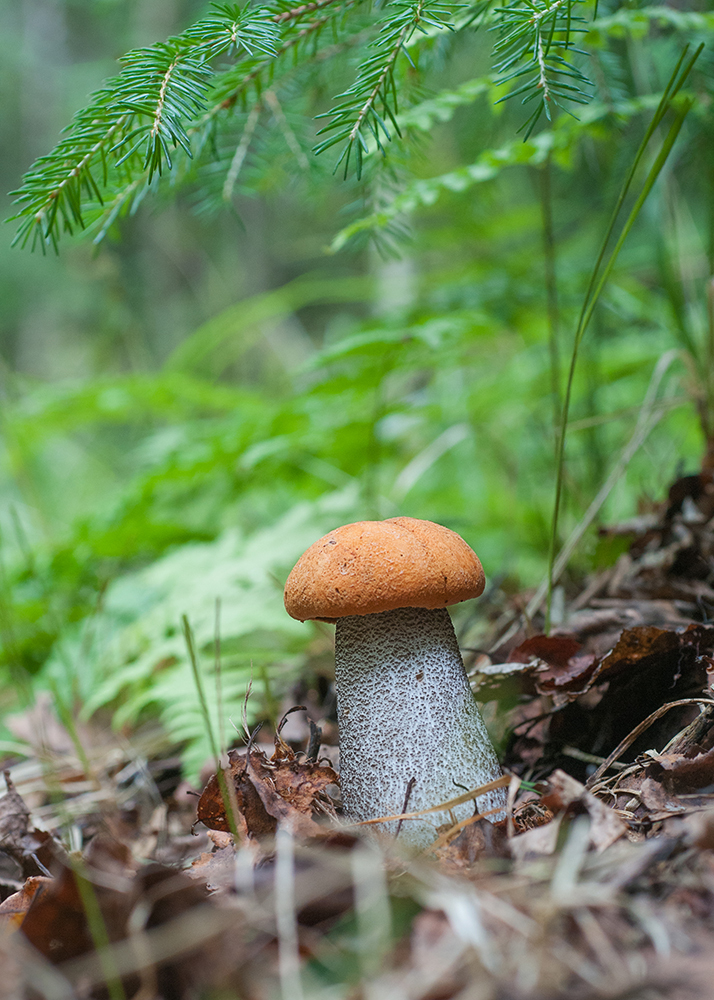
[540,769,626,851]
[197,733,339,839]
[0,876,50,929]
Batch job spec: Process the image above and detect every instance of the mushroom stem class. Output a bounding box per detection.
[335,606,505,848]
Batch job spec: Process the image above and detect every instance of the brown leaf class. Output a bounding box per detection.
[506,622,714,786]
[511,634,582,668]
[645,747,714,795]
[541,769,626,851]
[680,807,714,850]
[0,876,50,929]
[21,859,120,965]
[20,848,227,999]
[434,817,509,869]
[495,635,599,696]
[535,653,600,694]
[510,814,562,860]
[596,624,714,683]
[0,772,31,844]
[611,752,714,822]
[0,771,63,878]
[197,750,273,836]
[188,846,241,892]
[638,776,688,816]
[197,735,339,839]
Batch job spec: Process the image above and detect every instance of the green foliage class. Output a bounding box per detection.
[2,0,714,779]
[545,42,701,625]
[42,490,356,778]
[7,0,600,247]
[0,262,698,771]
[9,0,714,252]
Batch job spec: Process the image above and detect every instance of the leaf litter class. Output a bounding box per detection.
[3,474,714,996]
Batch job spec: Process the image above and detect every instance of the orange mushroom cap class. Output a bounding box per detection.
[283,516,485,622]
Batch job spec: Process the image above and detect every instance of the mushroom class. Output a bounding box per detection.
[284,516,506,847]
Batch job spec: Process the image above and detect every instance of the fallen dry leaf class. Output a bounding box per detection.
[0,771,63,878]
[0,876,50,929]
[18,846,228,999]
[541,769,626,851]
[189,844,244,892]
[197,731,339,839]
[509,814,562,861]
[433,816,509,870]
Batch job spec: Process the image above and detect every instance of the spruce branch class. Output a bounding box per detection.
[116,44,212,178]
[8,4,280,251]
[493,0,592,138]
[272,0,350,25]
[314,0,460,178]
[76,6,366,243]
[208,3,361,117]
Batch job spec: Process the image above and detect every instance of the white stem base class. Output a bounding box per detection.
[335,607,506,848]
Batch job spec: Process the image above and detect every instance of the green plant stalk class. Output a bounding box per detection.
[539,149,561,436]
[49,677,98,792]
[706,276,714,441]
[576,45,700,328]
[706,143,714,436]
[546,105,691,631]
[182,615,242,840]
[544,45,702,631]
[214,598,226,762]
[71,864,127,1000]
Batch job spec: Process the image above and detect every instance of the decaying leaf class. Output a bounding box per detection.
[510,770,626,860]
[197,732,339,839]
[0,876,50,929]
[188,845,241,892]
[541,770,627,851]
[0,771,63,878]
[503,623,714,786]
[18,845,230,998]
[592,739,714,827]
[433,816,509,870]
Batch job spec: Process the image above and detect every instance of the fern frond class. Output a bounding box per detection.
[314,0,461,178]
[492,0,592,138]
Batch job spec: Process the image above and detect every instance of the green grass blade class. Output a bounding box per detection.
[544,44,702,632]
[182,614,242,840]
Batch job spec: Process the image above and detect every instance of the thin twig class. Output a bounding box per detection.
[395,777,417,839]
[222,102,261,202]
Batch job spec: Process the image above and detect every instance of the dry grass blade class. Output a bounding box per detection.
[345,775,512,829]
[587,698,714,788]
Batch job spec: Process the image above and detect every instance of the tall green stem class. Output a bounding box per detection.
[544,44,702,632]
[540,150,561,436]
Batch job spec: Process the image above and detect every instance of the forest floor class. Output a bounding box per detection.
[3,471,714,999]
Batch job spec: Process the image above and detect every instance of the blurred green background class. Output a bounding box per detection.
[1,0,712,776]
